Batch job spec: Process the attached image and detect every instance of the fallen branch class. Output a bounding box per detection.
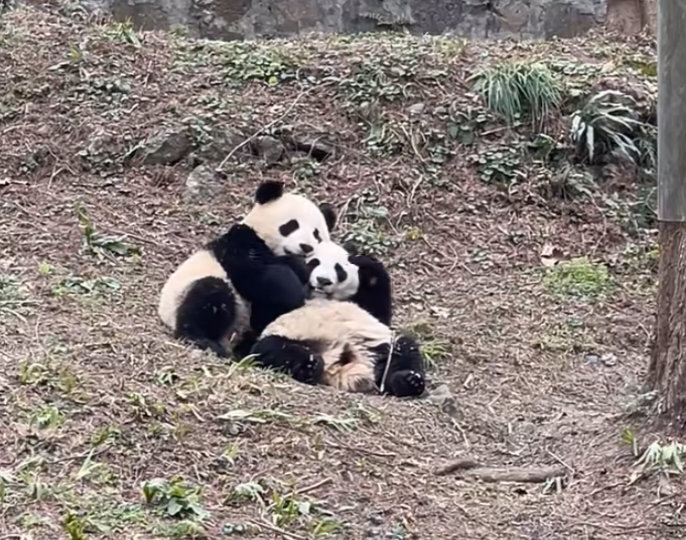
[461,466,566,483]
[434,458,480,476]
[435,458,566,483]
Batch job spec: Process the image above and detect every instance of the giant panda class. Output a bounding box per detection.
[157,181,336,359]
[249,241,426,397]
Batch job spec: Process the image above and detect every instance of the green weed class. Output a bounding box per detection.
[543,257,612,299]
[142,477,208,520]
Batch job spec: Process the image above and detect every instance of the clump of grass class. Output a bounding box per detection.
[570,90,645,164]
[469,61,561,129]
[635,440,686,476]
[543,257,612,299]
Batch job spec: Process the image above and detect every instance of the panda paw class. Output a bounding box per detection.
[291,354,324,385]
[388,369,425,397]
[403,370,425,395]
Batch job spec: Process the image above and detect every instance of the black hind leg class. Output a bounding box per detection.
[249,335,324,385]
[175,277,236,358]
[373,334,426,397]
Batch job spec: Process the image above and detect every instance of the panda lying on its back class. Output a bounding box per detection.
[158,181,336,359]
[249,241,426,397]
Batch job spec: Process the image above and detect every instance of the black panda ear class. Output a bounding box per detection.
[343,239,359,256]
[255,181,284,204]
[319,203,336,232]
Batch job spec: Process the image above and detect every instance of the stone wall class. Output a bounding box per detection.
[56,0,655,41]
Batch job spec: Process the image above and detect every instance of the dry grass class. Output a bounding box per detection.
[0,3,681,539]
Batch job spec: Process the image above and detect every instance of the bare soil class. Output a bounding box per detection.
[0,4,682,540]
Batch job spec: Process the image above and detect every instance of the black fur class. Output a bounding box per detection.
[348,254,392,326]
[174,224,309,359]
[174,276,236,358]
[255,181,284,204]
[212,224,308,331]
[249,335,325,385]
[319,203,337,232]
[249,264,307,335]
[278,219,300,237]
[370,335,425,397]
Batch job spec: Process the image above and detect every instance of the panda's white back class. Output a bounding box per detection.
[261,298,391,391]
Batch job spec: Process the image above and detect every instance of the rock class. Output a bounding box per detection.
[585,353,600,365]
[196,127,246,163]
[600,353,617,367]
[64,0,623,43]
[408,102,425,115]
[184,164,220,201]
[426,383,458,418]
[141,127,192,166]
[284,134,335,161]
[253,135,284,164]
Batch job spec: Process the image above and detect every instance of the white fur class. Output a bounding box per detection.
[242,193,331,257]
[261,298,389,391]
[306,241,360,300]
[157,249,250,338]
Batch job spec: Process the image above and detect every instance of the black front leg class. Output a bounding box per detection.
[374,334,426,397]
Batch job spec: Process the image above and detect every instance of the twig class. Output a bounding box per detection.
[217,80,334,171]
[295,477,333,495]
[546,448,574,473]
[248,519,306,540]
[460,466,566,483]
[379,331,396,394]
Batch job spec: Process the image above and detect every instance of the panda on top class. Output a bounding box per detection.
[158,181,336,359]
[249,240,426,398]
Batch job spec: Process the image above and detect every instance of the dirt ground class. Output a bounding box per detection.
[0,3,683,540]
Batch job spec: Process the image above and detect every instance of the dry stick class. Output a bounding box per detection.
[434,457,481,476]
[294,477,333,496]
[248,519,306,540]
[216,80,335,172]
[435,458,566,483]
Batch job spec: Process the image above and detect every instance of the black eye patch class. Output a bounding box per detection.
[335,263,347,283]
[307,258,321,269]
[278,220,299,237]
[314,229,322,242]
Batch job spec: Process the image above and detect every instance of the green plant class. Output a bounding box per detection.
[543,257,612,299]
[62,511,87,540]
[142,478,208,520]
[467,145,526,188]
[312,414,359,432]
[570,90,644,164]
[102,18,141,47]
[50,276,121,297]
[31,405,64,429]
[76,203,140,260]
[0,273,32,315]
[219,42,301,85]
[635,440,686,476]
[469,61,561,129]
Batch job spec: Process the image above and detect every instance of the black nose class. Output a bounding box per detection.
[316,276,332,287]
[300,243,313,254]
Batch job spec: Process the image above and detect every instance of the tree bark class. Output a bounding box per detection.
[649,222,686,423]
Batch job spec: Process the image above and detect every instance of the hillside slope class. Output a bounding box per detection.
[0,4,679,539]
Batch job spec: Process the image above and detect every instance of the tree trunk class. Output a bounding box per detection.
[648,222,686,423]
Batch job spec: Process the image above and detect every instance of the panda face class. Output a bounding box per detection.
[242,190,335,258]
[306,241,360,300]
